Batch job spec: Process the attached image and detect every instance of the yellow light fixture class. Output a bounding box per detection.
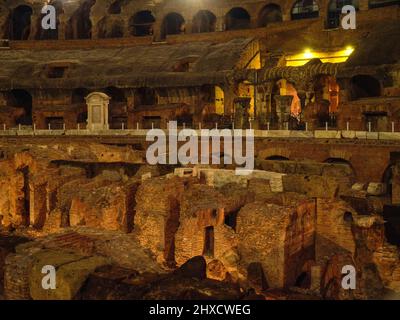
[285,46,355,67]
[303,49,314,59]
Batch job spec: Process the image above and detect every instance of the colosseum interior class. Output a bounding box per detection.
[0,0,400,301]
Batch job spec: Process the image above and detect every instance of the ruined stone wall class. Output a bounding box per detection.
[236,199,316,289]
[315,199,358,265]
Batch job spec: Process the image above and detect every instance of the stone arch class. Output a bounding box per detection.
[65,0,95,39]
[291,0,319,20]
[10,5,33,40]
[324,157,356,178]
[192,10,217,33]
[327,0,359,29]
[130,10,155,36]
[258,147,291,160]
[350,75,381,100]
[257,4,283,27]
[225,7,251,30]
[161,12,185,39]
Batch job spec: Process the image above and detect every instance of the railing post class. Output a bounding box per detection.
[305,122,308,131]
[3,124,5,131]
[368,122,371,132]
[325,122,328,131]
[392,122,395,133]
[136,122,139,130]
[18,124,21,131]
[267,122,270,131]
[63,123,66,131]
[77,123,80,131]
[346,122,349,131]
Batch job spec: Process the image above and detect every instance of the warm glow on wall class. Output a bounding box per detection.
[285,46,354,66]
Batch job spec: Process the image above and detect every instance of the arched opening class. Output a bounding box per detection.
[11,89,32,125]
[343,211,353,223]
[324,157,351,165]
[65,0,95,39]
[224,209,239,231]
[275,79,302,129]
[36,1,63,40]
[291,0,319,20]
[130,10,155,36]
[265,155,289,160]
[192,10,216,33]
[104,87,127,129]
[11,5,33,40]
[108,0,122,14]
[369,0,400,9]
[258,4,282,27]
[327,0,359,29]
[324,157,355,177]
[312,75,340,126]
[225,7,251,30]
[161,12,185,39]
[203,226,215,257]
[72,88,89,104]
[215,86,225,115]
[350,75,381,100]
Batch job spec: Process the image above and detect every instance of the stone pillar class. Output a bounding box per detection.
[58,15,66,40]
[274,95,293,129]
[234,97,251,129]
[310,265,322,293]
[215,16,225,32]
[85,92,111,131]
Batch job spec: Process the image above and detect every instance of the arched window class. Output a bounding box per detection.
[225,7,251,30]
[65,0,95,39]
[258,4,282,27]
[350,75,381,100]
[161,12,185,39]
[291,0,319,20]
[192,10,216,33]
[369,0,400,9]
[11,5,33,40]
[130,10,155,36]
[108,0,122,14]
[327,0,359,29]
